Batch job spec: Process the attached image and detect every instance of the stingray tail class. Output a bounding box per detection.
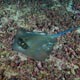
[50,26,80,38]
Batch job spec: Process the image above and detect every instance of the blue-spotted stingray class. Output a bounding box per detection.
[12,26,79,61]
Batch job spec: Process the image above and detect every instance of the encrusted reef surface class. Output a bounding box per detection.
[0,0,80,80]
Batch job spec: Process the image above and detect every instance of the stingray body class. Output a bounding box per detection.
[12,27,79,61]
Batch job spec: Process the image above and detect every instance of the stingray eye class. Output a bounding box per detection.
[18,38,29,49]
